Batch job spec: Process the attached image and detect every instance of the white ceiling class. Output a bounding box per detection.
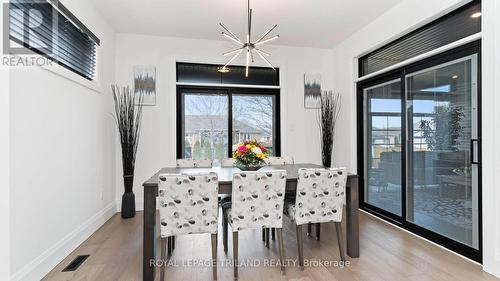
[91,0,402,48]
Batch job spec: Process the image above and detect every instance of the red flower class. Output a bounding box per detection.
[260,146,267,152]
[238,146,247,153]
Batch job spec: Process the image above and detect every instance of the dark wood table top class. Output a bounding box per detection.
[143,163,357,188]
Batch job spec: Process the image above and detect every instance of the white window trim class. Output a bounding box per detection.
[8,40,102,93]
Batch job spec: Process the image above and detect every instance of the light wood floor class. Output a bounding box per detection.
[44,211,499,281]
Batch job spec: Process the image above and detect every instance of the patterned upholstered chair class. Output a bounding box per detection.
[222,170,287,279]
[285,168,348,269]
[176,159,213,168]
[158,173,219,281]
[266,156,294,165]
[221,158,235,167]
[261,156,294,242]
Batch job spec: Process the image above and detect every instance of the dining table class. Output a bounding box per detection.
[142,163,359,281]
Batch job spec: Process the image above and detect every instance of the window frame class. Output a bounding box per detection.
[358,0,480,77]
[357,40,482,262]
[176,85,281,160]
[8,0,100,81]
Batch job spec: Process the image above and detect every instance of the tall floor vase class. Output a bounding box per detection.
[121,175,136,218]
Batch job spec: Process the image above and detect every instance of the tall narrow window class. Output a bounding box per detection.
[181,90,229,161]
[232,93,276,155]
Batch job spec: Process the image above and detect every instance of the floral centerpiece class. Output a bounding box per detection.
[233,140,268,170]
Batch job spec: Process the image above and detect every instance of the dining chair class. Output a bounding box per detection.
[221,158,235,167]
[176,158,213,168]
[285,167,348,270]
[219,158,235,209]
[171,159,213,250]
[222,170,287,279]
[158,173,219,281]
[263,156,294,242]
[266,156,294,165]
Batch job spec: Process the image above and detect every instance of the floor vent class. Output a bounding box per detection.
[62,255,90,272]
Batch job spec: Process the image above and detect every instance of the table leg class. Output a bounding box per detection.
[143,187,157,281]
[346,176,359,258]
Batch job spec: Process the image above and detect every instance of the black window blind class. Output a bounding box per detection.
[9,0,100,80]
[177,63,280,86]
[359,0,481,77]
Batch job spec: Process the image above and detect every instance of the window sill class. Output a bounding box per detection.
[41,60,102,93]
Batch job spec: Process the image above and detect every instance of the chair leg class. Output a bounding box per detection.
[211,233,218,280]
[271,228,276,241]
[334,222,346,262]
[265,228,270,248]
[233,232,239,280]
[307,223,312,236]
[222,210,228,253]
[277,228,286,274]
[172,236,176,250]
[295,225,304,270]
[315,223,321,241]
[160,238,167,281]
[167,237,172,259]
[262,229,265,242]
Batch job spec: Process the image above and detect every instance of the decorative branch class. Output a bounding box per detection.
[112,85,144,182]
[317,90,341,168]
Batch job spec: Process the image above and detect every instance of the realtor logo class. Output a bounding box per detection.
[2,0,55,67]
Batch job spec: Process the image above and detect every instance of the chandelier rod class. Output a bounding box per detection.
[247,0,252,43]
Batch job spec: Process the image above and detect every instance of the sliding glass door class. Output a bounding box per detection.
[406,55,479,249]
[364,79,403,216]
[358,42,481,261]
[177,87,280,162]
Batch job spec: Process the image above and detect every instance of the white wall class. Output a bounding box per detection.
[9,1,117,280]
[114,34,335,209]
[1,1,11,277]
[331,0,500,277]
[480,0,500,277]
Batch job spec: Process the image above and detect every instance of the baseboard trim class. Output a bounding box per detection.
[11,202,116,281]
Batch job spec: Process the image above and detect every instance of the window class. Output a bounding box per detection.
[177,87,280,162]
[177,62,279,86]
[359,0,480,76]
[9,0,100,80]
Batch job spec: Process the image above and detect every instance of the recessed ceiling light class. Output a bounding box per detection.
[471,12,481,18]
[217,66,230,73]
[452,75,459,79]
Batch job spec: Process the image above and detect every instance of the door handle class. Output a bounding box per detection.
[471,139,480,164]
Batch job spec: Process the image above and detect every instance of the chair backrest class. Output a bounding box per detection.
[158,173,219,237]
[221,158,235,167]
[230,170,287,231]
[176,159,213,168]
[293,168,347,225]
[266,156,294,165]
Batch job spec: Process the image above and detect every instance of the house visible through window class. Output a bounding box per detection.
[176,63,280,161]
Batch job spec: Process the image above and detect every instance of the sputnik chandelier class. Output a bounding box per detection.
[219,0,279,76]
